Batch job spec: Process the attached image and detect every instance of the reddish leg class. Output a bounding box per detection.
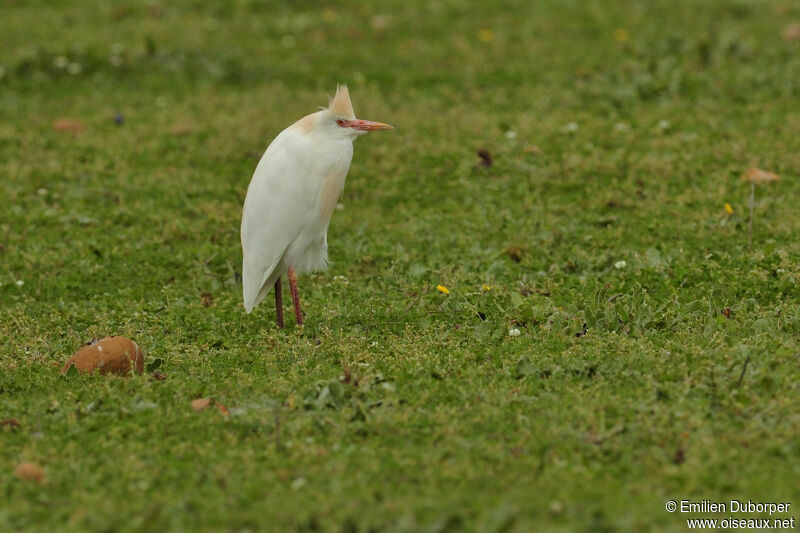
[287,266,303,326]
[274,277,284,329]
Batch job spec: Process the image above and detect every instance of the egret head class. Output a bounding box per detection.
[323,84,393,140]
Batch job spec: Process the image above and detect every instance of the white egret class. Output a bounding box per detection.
[241,85,392,327]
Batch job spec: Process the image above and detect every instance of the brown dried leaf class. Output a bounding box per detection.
[191,398,211,411]
[1,419,21,430]
[476,149,492,168]
[61,336,144,376]
[742,167,779,184]
[200,292,213,307]
[505,245,525,262]
[52,118,85,134]
[216,403,229,416]
[674,446,686,465]
[14,462,45,482]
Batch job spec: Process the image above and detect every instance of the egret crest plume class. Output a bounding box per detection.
[328,84,355,118]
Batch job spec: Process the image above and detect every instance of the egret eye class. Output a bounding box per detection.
[336,119,346,126]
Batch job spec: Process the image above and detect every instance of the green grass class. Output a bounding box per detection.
[2,0,800,531]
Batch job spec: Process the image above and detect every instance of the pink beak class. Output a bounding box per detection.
[345,119,394,131]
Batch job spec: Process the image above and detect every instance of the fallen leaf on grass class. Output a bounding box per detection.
[1,419,21,430]
[674,445,686,465]
[191,398,211,411]
[742,168,779,184]
[477,149,492,168]
[505,245,525,262]
[14,462,45,483]
[216,403,229,416]
[52,118,85,133]
[61,336,144,376]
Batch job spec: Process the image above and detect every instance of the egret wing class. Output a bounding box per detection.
[241,129,316,312]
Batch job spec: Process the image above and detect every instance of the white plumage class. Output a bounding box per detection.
[240,85,392,323]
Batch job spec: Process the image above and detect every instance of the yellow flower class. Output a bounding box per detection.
[613,28,630,42]
[481,285,491,292]
[477,29,493,43]
[724,202,733,215]
[436,285,450,295]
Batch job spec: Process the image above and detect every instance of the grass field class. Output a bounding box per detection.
[2,0,800,531]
